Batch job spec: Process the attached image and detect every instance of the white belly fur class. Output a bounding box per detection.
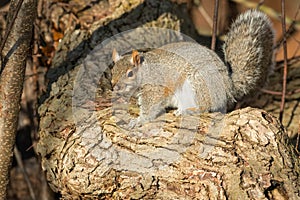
[172,79,197,115]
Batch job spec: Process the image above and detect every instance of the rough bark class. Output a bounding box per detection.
[36,0,300,199]
[39,102,300,199]
[0,0,36,198]
[243,62,300,139]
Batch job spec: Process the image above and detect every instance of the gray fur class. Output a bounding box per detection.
[112,9,275,127]
[223,9,275,100]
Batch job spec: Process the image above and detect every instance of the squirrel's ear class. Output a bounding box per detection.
[131,50,142,67]
[112,48,121,63]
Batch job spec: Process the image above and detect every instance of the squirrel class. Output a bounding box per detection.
[111,9,275,127]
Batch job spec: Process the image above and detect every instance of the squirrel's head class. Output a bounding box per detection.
[111,49,144,94]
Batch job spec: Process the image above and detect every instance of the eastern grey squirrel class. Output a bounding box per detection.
[111,9,275,127]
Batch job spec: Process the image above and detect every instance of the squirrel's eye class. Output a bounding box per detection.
[127,70,134,78]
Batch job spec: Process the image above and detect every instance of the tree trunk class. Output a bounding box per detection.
[36,0,300,199]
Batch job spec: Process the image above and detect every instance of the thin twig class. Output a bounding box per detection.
[279,0,288,123]
[211,0,219,51]
[14,147,36,200]
[275,55,300,69]
[274,5,300,55]
[296,134,299,155]
[274,20,296,50]
[261,88,300,96]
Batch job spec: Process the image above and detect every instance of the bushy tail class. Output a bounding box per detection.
[223,9,275,100]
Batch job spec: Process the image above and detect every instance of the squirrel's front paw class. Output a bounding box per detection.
[174,109,183,117]
[128,117,144,128]
[174,107,200,116]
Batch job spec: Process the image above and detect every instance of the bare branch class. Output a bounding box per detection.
[279,0,288,123]
[211,0,219,51]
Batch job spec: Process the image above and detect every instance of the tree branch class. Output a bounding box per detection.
[0,0,36,198]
